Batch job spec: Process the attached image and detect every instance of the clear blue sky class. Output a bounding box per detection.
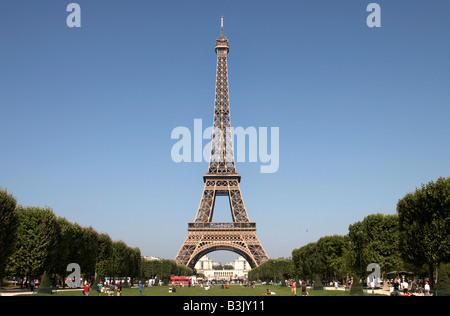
[1,1,449,264]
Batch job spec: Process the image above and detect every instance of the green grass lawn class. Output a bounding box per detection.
[30,285,376,296]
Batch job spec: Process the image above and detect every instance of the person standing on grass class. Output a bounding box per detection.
[424,281,430,296]
[393,277,401,296]
[139,281,143,296]
[84,283,90,296]
[290,280,297,296]
[301,281,308,296]
[402,279,409,295]
[109,283,115,296]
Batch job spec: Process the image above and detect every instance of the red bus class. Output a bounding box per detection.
[170,274,194,285]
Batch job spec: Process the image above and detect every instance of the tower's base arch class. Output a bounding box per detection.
[175,223,268,269]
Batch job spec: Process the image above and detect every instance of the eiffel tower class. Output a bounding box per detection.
[175,17,269,269]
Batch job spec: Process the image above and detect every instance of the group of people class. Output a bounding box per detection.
[288,280,309,296]
[17,279,37,291]
[390,277,431,296]
[83,281,123,296]
[262,280,309,296]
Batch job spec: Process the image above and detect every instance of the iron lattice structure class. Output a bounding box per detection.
[175,18,269,269]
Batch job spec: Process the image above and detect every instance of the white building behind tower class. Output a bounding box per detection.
[194,255,251,281]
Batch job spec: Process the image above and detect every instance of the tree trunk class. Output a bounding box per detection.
[428,263,434,293]
[382,268,389,290]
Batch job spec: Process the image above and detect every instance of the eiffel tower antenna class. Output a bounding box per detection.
[175,17,269,269]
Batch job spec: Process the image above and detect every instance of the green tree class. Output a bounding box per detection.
[128,247,142,284]
[248,258,292,284]
[397,177,450,289]
[315,235,349,283]
[436,264,450,296]
[347,221,366,280]
[0,188,18,287]
[175,263,193,277]
[37,270,52,295]
[67,223,84,270]
[78,226,99,280]
[95,233,113,282]
[350,277,364,296]
[348,213,404,288]
[8,206,57,280]
[313,273,323,290]
[51,217,77,285]
[140,259,192,284]
[159,259,177,283]
[110,240,130,281]
[291,242,316,282]
[51,219,99,286]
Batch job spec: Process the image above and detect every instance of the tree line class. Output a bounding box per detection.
[0,191,142,287]
[0,189,193,288]
[141,259,193,284]
[249,177,450,292]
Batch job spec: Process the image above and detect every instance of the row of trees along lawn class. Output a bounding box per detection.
[0,188,192,288]
[249,177,450,294]
[141,259,193,284]
[0,193,141,287]
[247,258,293,285]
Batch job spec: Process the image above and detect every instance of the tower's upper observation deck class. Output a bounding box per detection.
[215,16,229,53]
